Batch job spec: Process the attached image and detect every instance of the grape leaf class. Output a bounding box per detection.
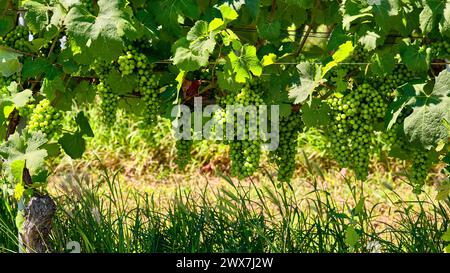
[0,0,16,36]
[400,43,431,73]
[403,70,450,149]
[280,0,313,8]
[106,69,138,95]
[187,20,216,55]
[385,82,422,130]
[345,226,359,248]
[10,159,25,185]
[371,0,400,33]
[288,61,324,104]
[440,2,450,37]
[219,3,239,22]
[23,1,50,33]
[153,0,200,34]
[75,111,94,137]
[257,18,281,41]
[370,48,396,75]
[216,68,243,92]
[301,98,331,128]
[173,47,209,72]
[419,0,442,34]
[0,47,22,77]
[228,44,262,83]
[64,0,136,62]
[358,30,382,51]
[342,5,373,31]
[22,57,56,79]
[0,132,48,175]
[74,81,96,104]
[58,132,86,159]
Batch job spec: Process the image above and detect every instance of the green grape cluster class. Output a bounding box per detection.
[430,40,450,58]
[18,104,36,119]
[410,150,434,194]
[380,110,435,193]
[269,113,303,183]
[175,139,193,170]
[139,71,160,124]
[132,38,152,51]
[371,65,416,98]
[224,87,264,179]
[328,46,372,85]
[326,82,387,180]
[97,81,118,127]
[0,26,30,52]
[117,46,147,76]
[92,60,112,78]
[28,99,62,138]
[351,46,371,63]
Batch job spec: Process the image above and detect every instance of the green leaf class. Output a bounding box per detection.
[385,82,420,130]
[261,53,277,66]
[219,3,239,22]
[105,69,138,95]
[187,20,216,55]
[14,183,25,201]
[64,0,136,62]
[74,81,96,104]
[440,2,450,37]
[75,111,94,137]
[370,48,396,75]
[228,45,262,83]
[358,30,382,51]
[10,159,25,184]
[0,132,48,175]
[173,47,209,72]
[10,90,33,108]
[288,61,324,104]
[216,69,243,92]
[419,1,438,34]
[0,0,16,36]
[58,132,86,159]
[153,0,200,34]
[342,7,373,31]
[403,71,450,149]
[443,229,450,242]
[22,57,55,79]
[345,226,359,248]
[23,1,50,33]
[0,47,22,77]
[301,99,330,128]
[16,210,25,232]
[322,41,354,76]
[371,0,400,33]
[257,19,281,41]
[400,43,431,73]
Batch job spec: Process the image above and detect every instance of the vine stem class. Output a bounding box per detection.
[295,25,312,57]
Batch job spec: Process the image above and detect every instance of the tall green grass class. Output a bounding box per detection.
[40,163,448,253]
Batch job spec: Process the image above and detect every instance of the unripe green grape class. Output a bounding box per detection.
[1,26,30,52]
[28,99,63,139]
[325,82,386,180]
[97,81,118,126]
[175,139,193,170]
[219,86,264,179]
[269,113,303,183]
[140,73,160,125]
[410,150,434,194]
